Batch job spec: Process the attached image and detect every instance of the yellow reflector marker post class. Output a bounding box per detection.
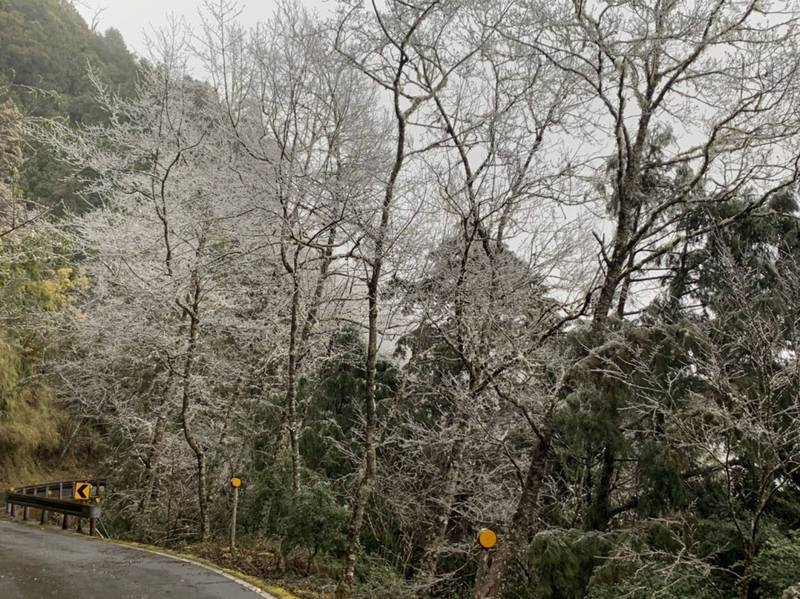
[230,477,243,550]
[478,528,497,550]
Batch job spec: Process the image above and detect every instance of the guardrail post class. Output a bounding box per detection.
[6,480,105,536]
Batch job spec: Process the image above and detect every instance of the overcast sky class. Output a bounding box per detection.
[75,0,329,57]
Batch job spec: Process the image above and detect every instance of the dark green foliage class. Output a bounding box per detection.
[751,533,800,598]
[237,461,347,571]
[301,327,367,479]
[551,322,702,533]
[662,191,800,317]
[18,143,87,214]
[528,529,613,599]
[635,441,688,515]
[585,523,728,599]
[528,184,800,599]
[281,482,348,570]
[301,327,399,480]
[588,559,722,599]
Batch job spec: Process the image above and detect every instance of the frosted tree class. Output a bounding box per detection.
[46,24,277,540]
[198,0,384,494]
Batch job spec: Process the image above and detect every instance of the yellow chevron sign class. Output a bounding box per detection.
[74,482,91,501]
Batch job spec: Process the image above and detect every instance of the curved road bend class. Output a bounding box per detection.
[0,520,272,599]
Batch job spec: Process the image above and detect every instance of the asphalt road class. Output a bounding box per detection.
[0,520,272,599]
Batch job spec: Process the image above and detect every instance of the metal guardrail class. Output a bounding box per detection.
[4,479,105,536]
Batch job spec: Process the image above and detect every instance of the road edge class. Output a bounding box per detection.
[102,539,290,599]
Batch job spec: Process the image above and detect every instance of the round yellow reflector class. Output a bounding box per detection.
[478,528,497,549]
[231,477,242,488]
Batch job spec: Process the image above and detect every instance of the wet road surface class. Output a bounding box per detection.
[0,520,271,598]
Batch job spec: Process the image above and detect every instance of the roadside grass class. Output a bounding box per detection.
[186,542,336,599]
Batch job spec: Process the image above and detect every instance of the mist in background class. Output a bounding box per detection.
[75,0,330,58]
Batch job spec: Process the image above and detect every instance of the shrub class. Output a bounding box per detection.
[238,462,347,574]
[751,532,800,598]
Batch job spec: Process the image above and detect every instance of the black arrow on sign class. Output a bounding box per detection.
[76,483,90,500]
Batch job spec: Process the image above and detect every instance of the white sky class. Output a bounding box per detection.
[75,0,329,57]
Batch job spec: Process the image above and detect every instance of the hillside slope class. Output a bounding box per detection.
[0,0,129,485]
[0,0,139,212]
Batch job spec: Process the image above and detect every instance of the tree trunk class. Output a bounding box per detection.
[297,224,337,358]
[139,403,168,513]
[593,254,627,329]
[334,32,412,597]
[139,367,175,513]
[415,435,467,586]
[585,445,615,531]
[286,280,301,495]
[473,432,552,599]
[284,225,338,495]
[282,221,338,497]
[586,208,633,534]
[179,274,209,542]
[593,126,646,330]
[335,285,381,599]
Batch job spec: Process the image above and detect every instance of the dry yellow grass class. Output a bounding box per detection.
[0,332,67,487]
